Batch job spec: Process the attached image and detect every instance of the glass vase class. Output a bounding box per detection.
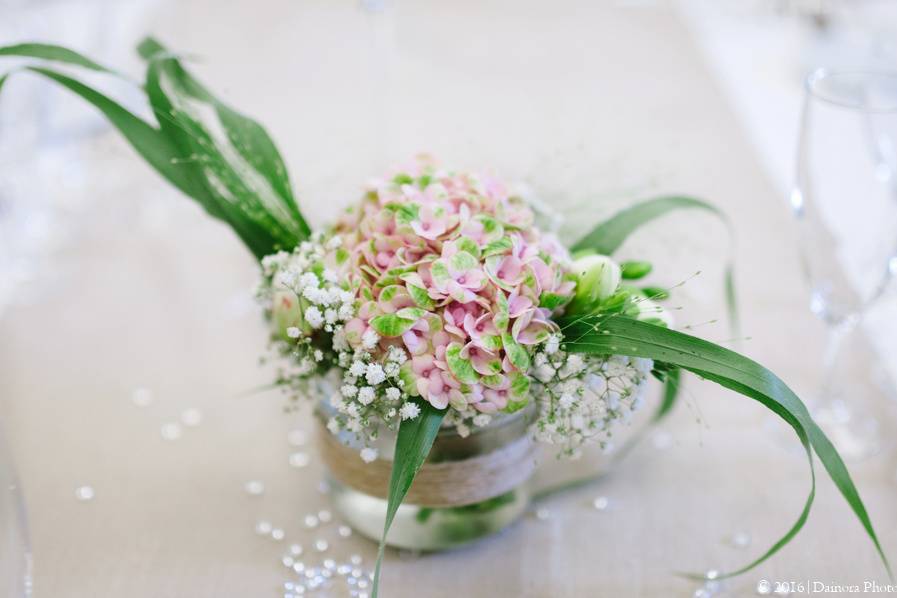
[316,400,536,551]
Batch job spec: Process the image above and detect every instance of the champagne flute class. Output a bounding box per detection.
[792,69,897,459]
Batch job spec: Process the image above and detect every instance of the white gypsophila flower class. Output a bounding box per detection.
[531,350,651,457]
[472,414,491,427]
[333,329,349,353]
[286,327,301,339]
[385,387,401,401]
[365,363,386,385]
[305,306,324,329]
[340,384,358,398]
[361,329,379,350]
[360,447,378,463]
[338,303,354,321]
[327,418,340,434]
[357,386,375,405]
[384,362,400,378]
[324,308,338,324]
[349,361,367,377]
[313,349,324,362]
[387,346,408,364]
[545,333,561,355]
[399,402,420,420]
[299,272,319,290]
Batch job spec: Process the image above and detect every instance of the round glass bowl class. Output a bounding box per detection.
[316,401,537,551]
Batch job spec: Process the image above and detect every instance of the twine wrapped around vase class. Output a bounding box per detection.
[316,419,537,508]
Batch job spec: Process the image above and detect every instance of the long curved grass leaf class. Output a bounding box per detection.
[138,37,311,255]
[0,66,196,197]
[570,196,739,337]
[0,42,118,74]
[654,367,681,423]
[558,314,892,580]
[372,399,445,598]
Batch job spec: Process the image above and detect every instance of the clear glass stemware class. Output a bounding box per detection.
[792,69,897,459]
[0,424,32,597]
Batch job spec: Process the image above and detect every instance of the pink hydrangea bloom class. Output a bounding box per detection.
[334,158,574,411]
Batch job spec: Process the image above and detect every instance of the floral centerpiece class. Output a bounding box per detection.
[0,38,890,596]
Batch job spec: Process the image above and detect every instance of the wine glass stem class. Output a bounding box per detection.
[819,316,858,403]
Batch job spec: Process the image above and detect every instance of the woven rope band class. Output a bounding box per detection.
[316,420,537,508]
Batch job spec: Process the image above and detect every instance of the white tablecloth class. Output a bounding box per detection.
[2,1,896,596]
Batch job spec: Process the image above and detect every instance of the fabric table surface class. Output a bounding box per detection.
[2,1,896,596]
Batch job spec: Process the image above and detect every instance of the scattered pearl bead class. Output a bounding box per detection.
[303,514,319,529]
[287,429,307,446]
[317,509,332,523]
[244,480,265,496]
[271,528,285,541]
[338,525,353,538]
[160,422,183,441]
[592,496,610,511]
[180,408,203,427]
[314,539,329,552]
[292,562,305,574]
[289,452,310,468]
[535,507,551,521]
[289,544,303,556]
[74,486,95,501]
[282,556,294,568]
[349,554,363,566]
[131,387,154,407]
[729,531,752,549]
[254,520,272,535]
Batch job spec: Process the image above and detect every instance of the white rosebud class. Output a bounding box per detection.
[271,291,304,340]
[360,447,378,463]
[571,254,621,308]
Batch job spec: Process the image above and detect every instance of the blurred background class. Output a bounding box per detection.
[2,1,897,596]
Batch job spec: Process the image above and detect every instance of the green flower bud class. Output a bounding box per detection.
[635,298,673,328]
[570,254,621,311]
[620,260,653,280]
[271,290,304,340]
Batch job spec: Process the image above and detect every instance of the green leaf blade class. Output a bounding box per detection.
[559,315,892,581]
[570,196,739,337]
[0,42,117,74]
[372,400,446,597]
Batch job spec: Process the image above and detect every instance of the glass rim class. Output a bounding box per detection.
[805,68,897,113]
